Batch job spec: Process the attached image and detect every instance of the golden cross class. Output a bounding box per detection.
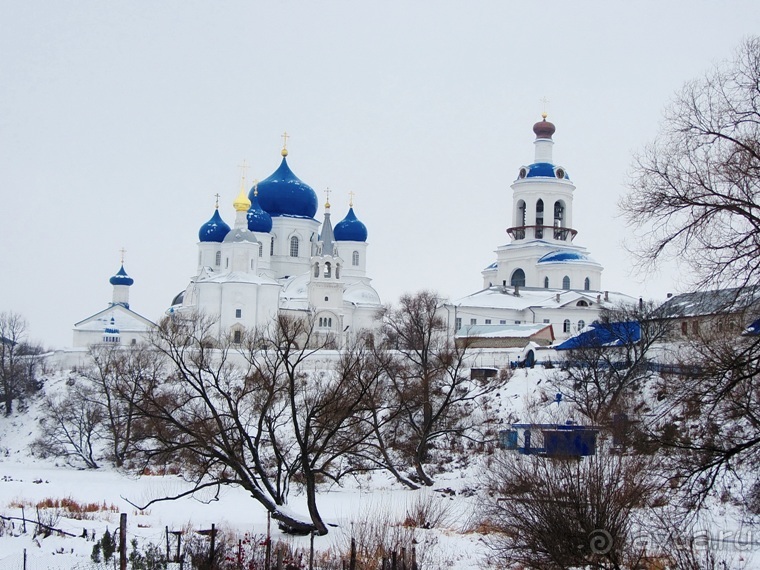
[540,96,550,118]
[281,131,290,150]
[348,191,355,207]
[324,187,331,207]
[120,248,126,264]
[237,159,249,182]
[214,193,221,208]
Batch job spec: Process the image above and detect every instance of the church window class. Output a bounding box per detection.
[215,251,221,266]
[578,319,586,330]
[544,277,549,289]
[325,296,329,301]
[517,200,526,227]
[535,199,544,238]
[336,264,340,279]
[576,300,589,307]
[510,268,526,288]
[352,251,359,266]
[225,257,229,268]
[562,276,570,289]
[131,338,136,345]
[324,262,332,278]
[543,319,550,324]
[584,277,590,291]
[554,201,565,225]
[500,320,507,324]
[455,317,462,330]
[235,309,242,318]
[556,168,565,179]
[270,237,275,256]
[470,318,477,325]
[233,330,242,344]
[290,236,299,257]
[485,319,491,324]
[563,319,571,333]
[314,263,320,278]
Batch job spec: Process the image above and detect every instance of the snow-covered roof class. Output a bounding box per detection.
[456,323,551,339]
[657,286,760,319]
[73,303,155,332]
[453,286,633,311]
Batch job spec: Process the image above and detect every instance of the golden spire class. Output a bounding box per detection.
[324,187,331,209]
[233,162,252,212]
[120,247,126,264]
[348,191,355,208]
[281,131,289,157]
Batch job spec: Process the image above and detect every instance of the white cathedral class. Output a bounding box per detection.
[73,116,631,348]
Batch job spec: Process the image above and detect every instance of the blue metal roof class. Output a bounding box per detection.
[538,250,589,263]
[199,209,231,243]
[109,265,134,286]
[247,194,273,233]
[251,157,318,219]
[522,162,570,180]
[555,321,641,350]
[334,207,368,242]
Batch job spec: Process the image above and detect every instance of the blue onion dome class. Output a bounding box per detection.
[109,265,134,286]
[251,153,318,219]
[199,208,231,242]
[334,207,368,242]
[247,190,273,233]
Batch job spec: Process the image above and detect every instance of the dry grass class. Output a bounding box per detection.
[8,496,119,520]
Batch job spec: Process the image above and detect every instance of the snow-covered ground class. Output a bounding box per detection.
[0,367,550,569]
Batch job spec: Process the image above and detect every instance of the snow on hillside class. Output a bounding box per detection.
[0,366,556,569]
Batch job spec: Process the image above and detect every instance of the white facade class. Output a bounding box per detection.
[455,116,632,340]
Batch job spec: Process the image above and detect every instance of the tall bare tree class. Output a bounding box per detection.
[378,291,500,486]
[0,311,40,415]
[621,36,760,291]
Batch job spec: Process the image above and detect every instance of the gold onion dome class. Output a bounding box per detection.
[233,185,251,212]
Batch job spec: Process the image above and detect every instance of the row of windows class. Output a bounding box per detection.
[314,262,341,279]
[562,319,586,333]
[318,317,333,328]
[453,317,585,333]
[206,239,361,265]
[516,199,566,227]
[509,270,591,291]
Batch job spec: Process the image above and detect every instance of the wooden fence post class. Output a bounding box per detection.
[349,537,356,570]
[119,513,127,570]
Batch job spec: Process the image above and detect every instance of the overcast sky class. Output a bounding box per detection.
[2,1,758,348]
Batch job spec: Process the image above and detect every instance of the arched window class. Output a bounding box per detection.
[290,236,299,258]
[563,319,571,333]
[544,276,549,289]
[215,251,221,266]
[324,262,331,278]
[562,276,570,289]
[270,237,275,256]
[578,320,585,331]
[554,200,565,226]
[535,199,544,238]
[584,277,590,291]
[517,200,526,226]
[510,268,526,287]
[314,263,320,278]
[352,251,359,266]
[336,264,340,279]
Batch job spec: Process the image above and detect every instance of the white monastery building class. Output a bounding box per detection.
[74,118,633,348]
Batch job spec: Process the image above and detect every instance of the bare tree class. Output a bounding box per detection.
[621,36,760,290]
[0,311,41,415]
[34,382,103,469]
[132,312,379,535]
[78,344,159,467]
[378,291,500,486]
[481,452,658,570]
[556,301,669,425]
